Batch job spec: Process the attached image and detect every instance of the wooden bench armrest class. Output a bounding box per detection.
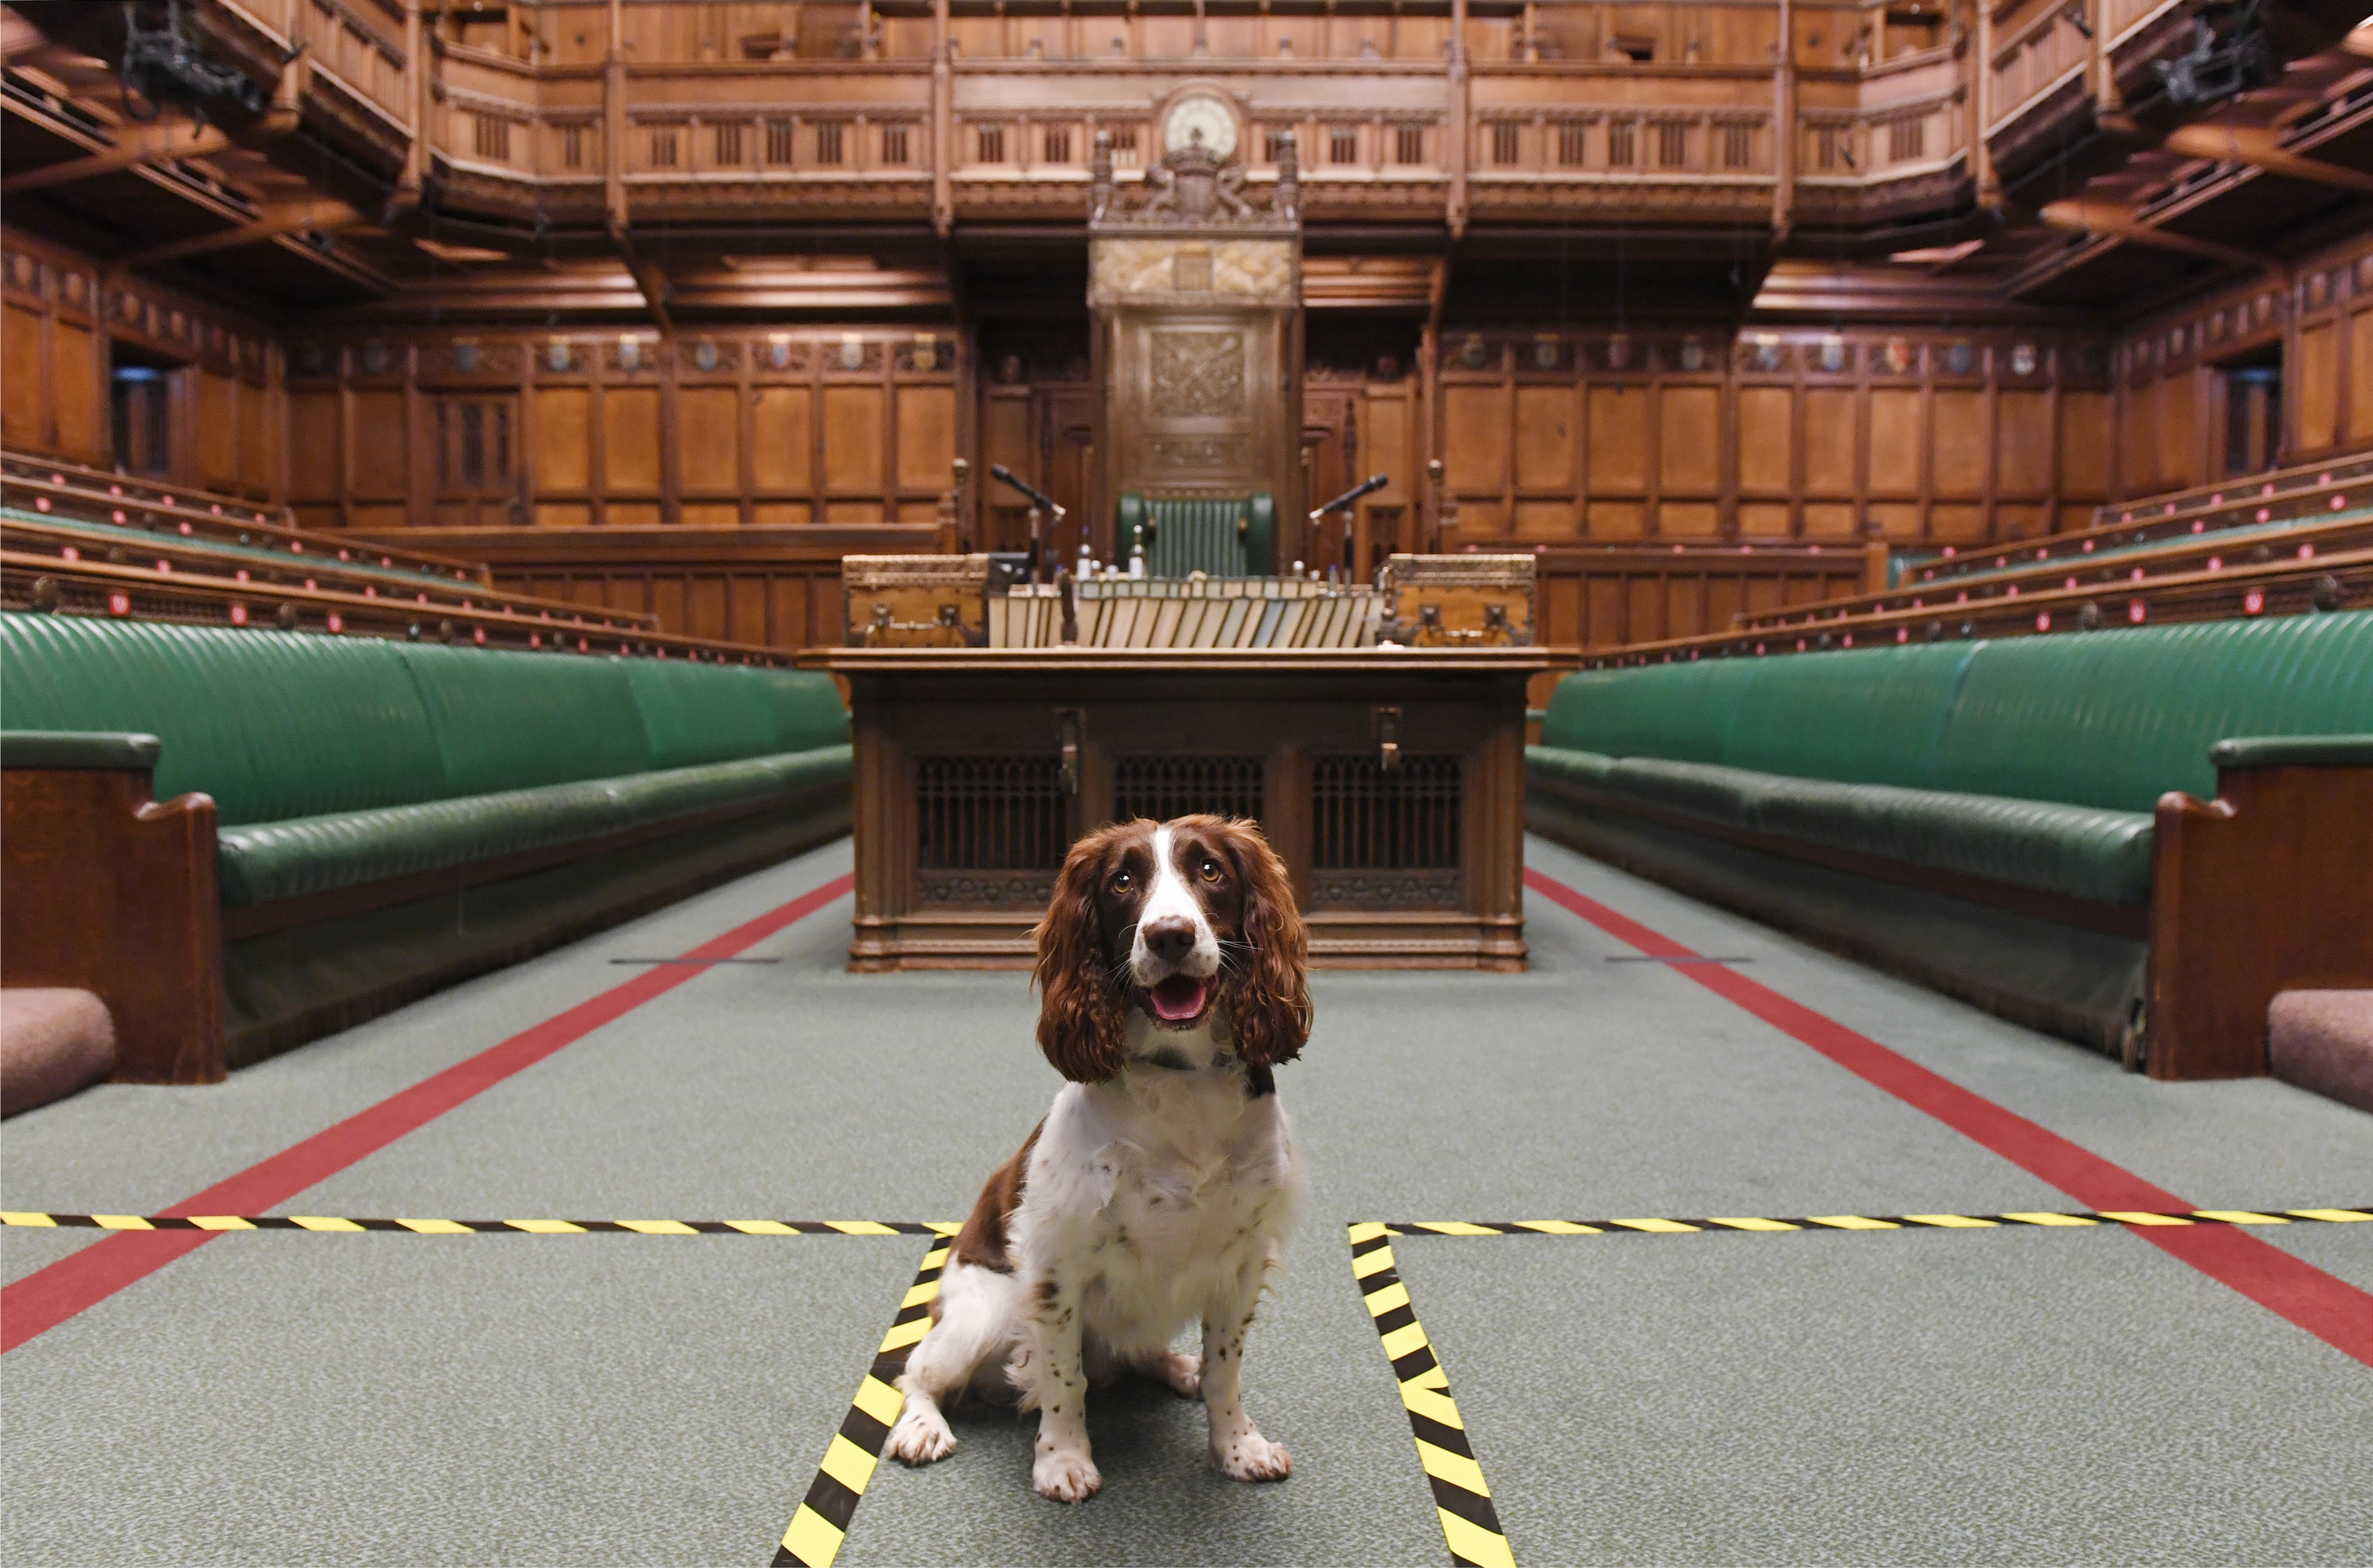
[1,749,224,1084]
[2148,750,2373,1080]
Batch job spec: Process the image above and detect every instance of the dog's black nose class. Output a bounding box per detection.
[1141,917,1197,964]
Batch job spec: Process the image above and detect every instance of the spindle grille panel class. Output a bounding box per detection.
[916,756,1068,871]
[1113,756,1265,825]
[1310,754,1462,909]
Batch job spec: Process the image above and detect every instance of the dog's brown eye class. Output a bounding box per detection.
[1111,871,1134,892]
[1198,857,1223,883]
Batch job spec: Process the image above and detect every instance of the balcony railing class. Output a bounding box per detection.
[181,0,2225,232]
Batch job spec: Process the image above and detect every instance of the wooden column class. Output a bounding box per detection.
[1446,0,1469,238]
[931,0,954,234]
[1973,0,1998,207]
[1772,0,1794,239]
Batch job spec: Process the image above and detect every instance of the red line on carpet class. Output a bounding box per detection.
[1,873,855,1356]
[1524,867,2373,1368]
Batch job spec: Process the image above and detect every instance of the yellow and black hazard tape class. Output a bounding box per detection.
[1374,1207,2372,1235]
[6,1207,2364,1237]
[772,1235,947,1568]
[1349,1222,1516,1568]
[0,1213,959,1235]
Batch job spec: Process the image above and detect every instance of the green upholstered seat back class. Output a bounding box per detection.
[0,614,448,826]
[1541,610,2373,812]
[1933,612,2373,810]
[0,612,853,826]
[1542,645,1973,788]
[1120,494,1278,578]
[625,661,849,770]
[396,645,655,796]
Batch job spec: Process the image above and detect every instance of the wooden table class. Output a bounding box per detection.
[801,646,1571,971]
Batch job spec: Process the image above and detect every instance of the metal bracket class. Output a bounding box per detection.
[1058,707,1084,796]
[1373,704,1402,774]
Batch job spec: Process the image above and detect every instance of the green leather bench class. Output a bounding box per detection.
[0,613,851,1080]
[1528,611,2373,1078]
[1116,494,1278,578]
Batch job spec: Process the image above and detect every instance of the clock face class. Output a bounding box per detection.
[1163,93,1238,161]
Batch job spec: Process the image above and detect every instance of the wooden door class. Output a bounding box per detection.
[431,392,522,527]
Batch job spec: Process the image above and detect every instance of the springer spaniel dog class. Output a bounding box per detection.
[884,814,1312,1503]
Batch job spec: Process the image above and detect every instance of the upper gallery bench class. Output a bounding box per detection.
[0,613,851,1081]
[1527,610,2373,1080]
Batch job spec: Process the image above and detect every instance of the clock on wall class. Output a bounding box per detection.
[1162,90,1239,162]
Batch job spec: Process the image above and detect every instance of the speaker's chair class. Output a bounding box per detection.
[1117,493,1278,578]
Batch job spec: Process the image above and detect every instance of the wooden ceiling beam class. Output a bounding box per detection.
[115,202,366,268]
[604,218,675,337]
[2036,198,2280,273]
[2161,122,2373,194]
[2,122,233,195]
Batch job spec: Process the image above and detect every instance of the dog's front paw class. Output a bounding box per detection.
[1212,1430,1291,1482]
[885,1405,956,1466]
[1032,1447,1103,1504]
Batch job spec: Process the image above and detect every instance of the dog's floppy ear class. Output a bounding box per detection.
[1213,819,1310,1085]
[1031,825,1129,1084]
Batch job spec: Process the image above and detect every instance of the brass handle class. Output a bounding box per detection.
[1058,707,1083,796]
[1373,704,1402,774]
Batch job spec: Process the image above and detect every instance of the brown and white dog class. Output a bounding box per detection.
[884,814,1312,1503]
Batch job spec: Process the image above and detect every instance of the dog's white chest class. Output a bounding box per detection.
[1043,1072,1302,1333]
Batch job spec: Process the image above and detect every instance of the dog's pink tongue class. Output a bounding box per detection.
[1151,976,1209,1021]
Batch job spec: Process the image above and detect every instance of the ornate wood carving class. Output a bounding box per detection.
[1089,105,1303,542]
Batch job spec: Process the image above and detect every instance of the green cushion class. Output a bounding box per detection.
[1,613,852,829]
[396,643,655,795]
[1934,612,2373,810]
[1523,744,1617,791]
[1541,610,2373,812]
[217,746,852,906]
[1,615,450,826]
[1891,509,2365,593]
[1580,756,2155,907]
[0,505,477,593]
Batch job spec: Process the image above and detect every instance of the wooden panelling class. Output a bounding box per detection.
[350,392,409,498]
[533,386,593,492]
[1513,386,1573,490]
[1996,390,2053,495]
[2110,231,2373,489]
[677,385,742,494]
[1586,387,1647,494]
[1930,390,1989,496]
[1439,328,2111,547]
[2060,390,2110,496]
[1866,389,1920,495]
[283,327,960,530]
[753,386,814,492]
[52,322,100,458]
[894,384,956,492]
[1802,389,1858,497]
[352,524,938,650]
[2353,308,2373,444]
[1737,387,1793,494]
[2,227,277,489]
[1442,384,1509,492]
[197,372,240,490]
[2297,320,2339,453]
[822,386,887,493]
[1658,388,1720,496]
[604,386,663,494]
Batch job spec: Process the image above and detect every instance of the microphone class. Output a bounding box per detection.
[1309,473,1390,522]
[989,463,1065,520]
